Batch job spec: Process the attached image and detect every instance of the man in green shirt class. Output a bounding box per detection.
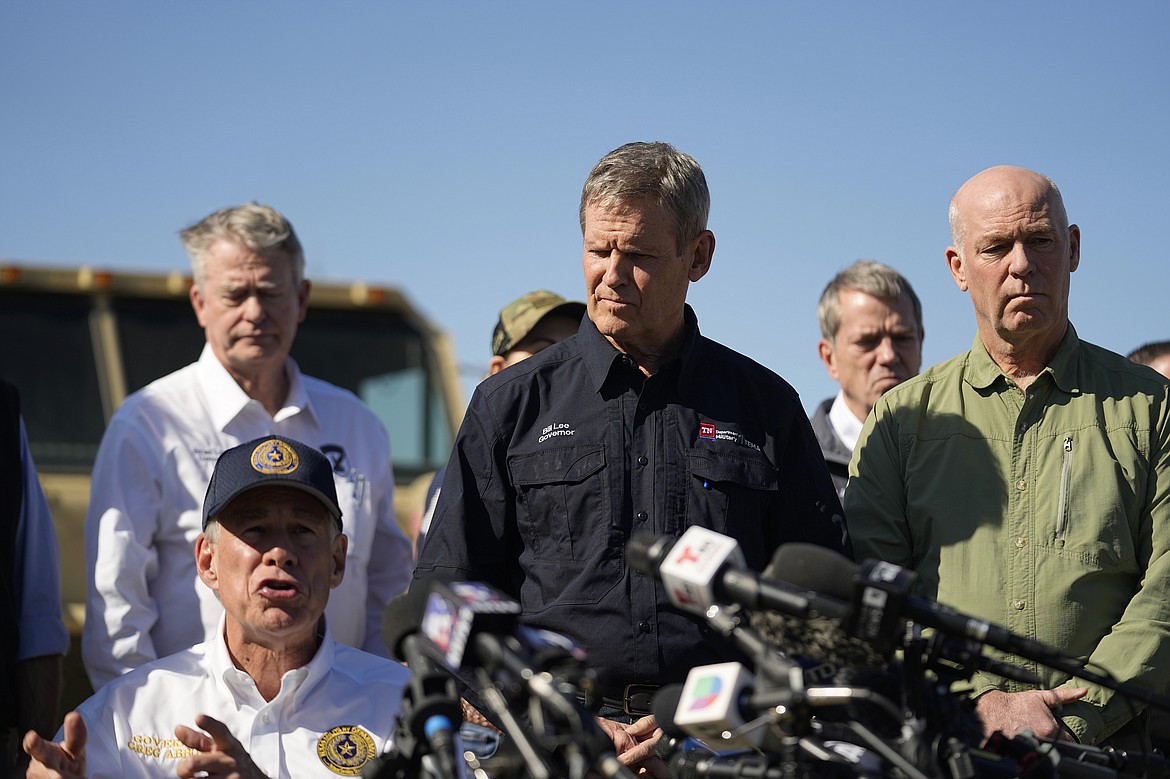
[845,165,1170,746]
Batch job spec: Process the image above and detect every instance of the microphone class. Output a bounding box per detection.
[377,590,466,779]
[650,684,689,741]
[415,580,635,779]
[665,750,789,779]
[626,527,849,621]
[672,662,764,750]
[776,544,1069,666]
[749,544,890,682]
[768,544,1043,686]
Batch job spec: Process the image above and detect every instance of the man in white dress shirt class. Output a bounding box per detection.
[813,260,924,499]
[82,204,413,688]
[26,436,410,779]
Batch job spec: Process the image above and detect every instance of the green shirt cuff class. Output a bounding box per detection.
[1060,700,1104,745]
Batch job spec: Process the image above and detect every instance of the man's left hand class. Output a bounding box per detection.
[976,687,1088,743]
[174,714,269,779]
[595,715,668,778]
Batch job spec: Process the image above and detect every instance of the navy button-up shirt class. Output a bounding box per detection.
[414,307,850,688]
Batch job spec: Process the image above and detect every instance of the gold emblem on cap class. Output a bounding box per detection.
[250,439,299,475]
[316,725,375,776]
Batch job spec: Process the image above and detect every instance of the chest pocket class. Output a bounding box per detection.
[509,443,610,562]
[685,448,779,569]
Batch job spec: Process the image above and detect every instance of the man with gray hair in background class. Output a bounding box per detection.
[82,204,413,689]
[814,260,924,499]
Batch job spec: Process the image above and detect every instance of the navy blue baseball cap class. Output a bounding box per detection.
[202,436,343,531]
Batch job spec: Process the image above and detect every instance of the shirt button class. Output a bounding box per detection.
[1014,600,1026,610]
[1015,479,1028,491]
[638,621,651,634]
[1015,537,1027,548]
[261,712,270,723]
[636,511,648,523]
[637,455,648,467]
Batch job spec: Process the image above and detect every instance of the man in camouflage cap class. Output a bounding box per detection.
[490,290,586,375]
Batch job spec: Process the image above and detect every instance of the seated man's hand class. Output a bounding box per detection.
[23,712,87,779]
[976,687,1088,743]
[175,714,269,779]
[594,715,667,779]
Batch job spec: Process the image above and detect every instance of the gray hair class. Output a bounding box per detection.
[817,260,923,343]
[579,141,710,254]
[180,203,305,289]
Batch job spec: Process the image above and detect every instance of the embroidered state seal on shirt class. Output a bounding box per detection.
[316,725,376,776]
[251,438,299,475]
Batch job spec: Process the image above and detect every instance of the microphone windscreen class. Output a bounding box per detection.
[764,542,857,600]
[381,584,432,661]
[649,684,688,739]
[751,543,890,675]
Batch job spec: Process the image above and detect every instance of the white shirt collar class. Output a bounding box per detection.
[209,613,337,709]
[828,390,865,453]
[195,344,317,431]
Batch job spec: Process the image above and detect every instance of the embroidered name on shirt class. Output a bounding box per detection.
[193,447,223,463]
[539,422,576,443]
[698,423,761,452]
[127,734,199,760]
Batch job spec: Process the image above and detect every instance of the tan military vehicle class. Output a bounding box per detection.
[1,261,464,708]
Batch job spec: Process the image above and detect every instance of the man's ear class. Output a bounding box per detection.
[686,231,715,283]
[330,534,348,589]
[296,279,311,323]
[818,338,839,380]
[488,355,507,376]
[945,246,969,292]
[1067,224,1081,273]
[195,533,218,592]
[190,282,209,328]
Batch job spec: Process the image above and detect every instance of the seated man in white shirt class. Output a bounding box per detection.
[25,436,410,779]
[813,260,924,499]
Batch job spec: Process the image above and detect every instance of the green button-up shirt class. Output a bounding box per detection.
[845,325,1170,744]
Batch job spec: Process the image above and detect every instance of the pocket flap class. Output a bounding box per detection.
[509,444,607,486]
[686,448,778,490]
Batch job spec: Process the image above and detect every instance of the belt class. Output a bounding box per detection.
[591,683,661,717]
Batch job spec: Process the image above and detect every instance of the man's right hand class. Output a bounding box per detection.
[976,687,1088,743]
[23,711,88,779]
[174,714,268,779]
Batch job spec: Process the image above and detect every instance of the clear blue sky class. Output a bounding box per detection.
[4,2,1168,412]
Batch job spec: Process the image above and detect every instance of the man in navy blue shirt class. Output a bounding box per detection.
[415,142,849,775]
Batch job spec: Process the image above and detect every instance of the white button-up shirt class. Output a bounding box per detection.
[73,618,409,779]
[82,345,414,688]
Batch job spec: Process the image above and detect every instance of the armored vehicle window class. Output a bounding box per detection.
[114,296,205,394]
[291,307,452,479]
[0,290,104,470]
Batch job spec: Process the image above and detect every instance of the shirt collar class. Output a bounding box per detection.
[964,324,1081,394]
[210,613,337,708]
[580,305,701,395]
[828,390,865,452]
[196,344,318,429]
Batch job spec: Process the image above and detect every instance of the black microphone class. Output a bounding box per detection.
[625,527,848,621]
[650,685,689,741]
[749,545,890,680]
[665,750,788,779]
[383,585,435,662]
[778,543,1069,666]
[415,580,636,779]
[379,590,465,779]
